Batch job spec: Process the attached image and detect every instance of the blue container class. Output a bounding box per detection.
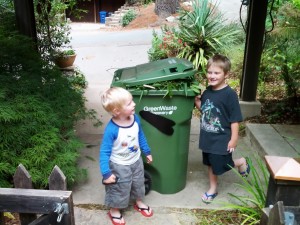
[99,11,107,24]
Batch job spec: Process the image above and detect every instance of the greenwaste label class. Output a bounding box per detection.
[143,105,177,115]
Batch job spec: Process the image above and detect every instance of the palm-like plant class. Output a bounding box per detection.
[177,0,242,72]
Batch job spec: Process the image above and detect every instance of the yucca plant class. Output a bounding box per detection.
[177,0,242,72]
[221,155,269,225]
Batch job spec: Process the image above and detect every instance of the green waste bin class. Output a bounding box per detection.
[111,58,197,194]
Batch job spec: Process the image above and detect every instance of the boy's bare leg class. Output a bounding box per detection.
[207,166,218,194]
[234,157,247,172]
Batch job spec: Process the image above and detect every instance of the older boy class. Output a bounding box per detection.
[195,54,250,204]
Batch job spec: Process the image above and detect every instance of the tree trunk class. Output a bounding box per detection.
[14,0,37,44]
[154,0,179,17]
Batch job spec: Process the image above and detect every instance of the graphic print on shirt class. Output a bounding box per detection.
[118,135,139,158]
[201,99,224,133]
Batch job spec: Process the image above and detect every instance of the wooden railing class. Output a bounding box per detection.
[0,164,75,225]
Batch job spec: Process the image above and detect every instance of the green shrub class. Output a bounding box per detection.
[254,1,300,123]
[34,0,72,62]
[292,0,300,8]
[33,0,88,62]
[264,2,300,100]
[0,11,98,188]
[225,43,245,80]
[143,0,153,5]
[121,9,137,27]
[148,26,191,61]
[148,29,168,61]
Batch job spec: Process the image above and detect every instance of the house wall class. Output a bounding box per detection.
[100,0,126,15]
[67,0,126,23]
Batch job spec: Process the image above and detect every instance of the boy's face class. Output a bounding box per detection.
[120,95,136,117]
[206,65,228,90]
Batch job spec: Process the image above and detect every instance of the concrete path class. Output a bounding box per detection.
[71,25,155,136]
[69,2,299,223]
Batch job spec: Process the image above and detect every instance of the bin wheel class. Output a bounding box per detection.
[144,170,152,195]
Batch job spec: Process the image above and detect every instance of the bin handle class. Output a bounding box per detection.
[139,110,175,136]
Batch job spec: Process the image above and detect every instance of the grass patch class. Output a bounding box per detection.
[193,209,245,225]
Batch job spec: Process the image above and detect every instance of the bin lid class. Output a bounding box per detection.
[112,58,196,87]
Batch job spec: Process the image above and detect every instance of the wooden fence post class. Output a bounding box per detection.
[0,164,75,225]
[48,165,75,225]
[13,164,37,225]
[49,165,67,191]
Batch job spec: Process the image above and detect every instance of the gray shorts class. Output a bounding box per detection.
[105,157,145,208]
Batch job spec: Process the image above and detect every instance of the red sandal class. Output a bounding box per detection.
[107,211,125,225]
[134,204,153,217]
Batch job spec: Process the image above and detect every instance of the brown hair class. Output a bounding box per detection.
[207,54,231,74]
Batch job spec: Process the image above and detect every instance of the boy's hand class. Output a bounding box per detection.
[227,147,235,153]
[146,155,153,164]
[227,139,237,153]
[228,123,239,153]
[194,95,201,110]
[102,174,117,185]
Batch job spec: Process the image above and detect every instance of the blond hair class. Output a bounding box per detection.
[207,54,231,74]
[101,87,132,114]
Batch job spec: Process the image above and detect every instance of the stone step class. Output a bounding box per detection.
[109,24,121,27]
[105,23,120,27]
[109,17,121,22]
[105,4,137,27]
[245,123,299,158]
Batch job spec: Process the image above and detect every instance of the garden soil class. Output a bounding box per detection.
[104,3,180,31]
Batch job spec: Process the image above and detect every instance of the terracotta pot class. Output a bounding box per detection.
[54,54,76,68]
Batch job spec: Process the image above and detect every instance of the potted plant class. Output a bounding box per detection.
[54,49,77,68]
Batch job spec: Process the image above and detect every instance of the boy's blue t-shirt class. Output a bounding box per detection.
[199,85,243,155]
